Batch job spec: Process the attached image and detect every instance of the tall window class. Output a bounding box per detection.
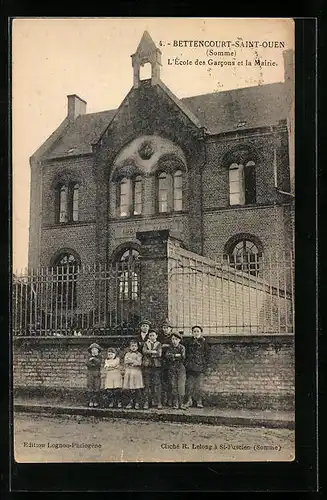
[72,184,79,221]
[229,163,244,206]
[244,161,256,204]
[118,177,142,217]
[173,170,183,211]
[158,172,168,213]
[117,248,140,301]
[119,177,130,217]
[133,176,142,215]
[229,160,256,206]
[53,252,80,308]
[59,185,69,222]
[57,183,79,223]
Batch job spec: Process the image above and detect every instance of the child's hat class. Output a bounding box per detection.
[107,347,116,354]
[88,342,102,353]
[139,319,151,326]
[162,318,172,328]
[171,331,182,339]
[192,325,203,332]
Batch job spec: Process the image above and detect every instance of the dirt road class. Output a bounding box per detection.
[14,412,295,463]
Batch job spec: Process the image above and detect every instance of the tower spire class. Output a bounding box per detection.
[131,31,162,88]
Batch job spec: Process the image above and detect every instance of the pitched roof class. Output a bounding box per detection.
[182,82,289,134]
[45,81,290,159]
[46,109,116,159]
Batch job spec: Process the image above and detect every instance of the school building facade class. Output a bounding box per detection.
[13,33,295,409]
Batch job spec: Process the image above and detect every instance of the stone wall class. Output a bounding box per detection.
[13,334,294,411]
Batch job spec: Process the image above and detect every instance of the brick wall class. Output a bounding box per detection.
[42,156,96,226]
[13,335,294,410]
[203,337,294,409]
[40,224,96,267]
[203,204,289,258]
[39,156,97,267]
[202,132,281,210]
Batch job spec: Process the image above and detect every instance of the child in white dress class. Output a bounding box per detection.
[123,340,144,409]
[103,347,123,408]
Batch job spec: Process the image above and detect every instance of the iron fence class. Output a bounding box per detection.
[12,249,294,337]
[12,261,141,337]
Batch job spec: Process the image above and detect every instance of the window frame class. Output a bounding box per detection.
[116,248,140,302]
[228,157,257,207]
[116,175,143,218]
[224,235,263,276]
[173,169,183,212]
[156,169,185,214]
[132,175,143,216]
[52,251,80,310]
[56,182,80,224]
[157,171,169,214]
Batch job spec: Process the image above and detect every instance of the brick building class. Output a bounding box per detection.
[27,32,295,334]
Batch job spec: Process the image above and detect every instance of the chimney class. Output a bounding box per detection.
[67,94,87,121]
[283,49,294,90]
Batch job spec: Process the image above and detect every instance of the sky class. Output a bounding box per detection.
[12,17,294,271]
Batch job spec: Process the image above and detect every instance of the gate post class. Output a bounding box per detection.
[136,230,170,332]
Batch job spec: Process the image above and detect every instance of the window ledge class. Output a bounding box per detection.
[228,203,257,208]
[111,211,189,221]
[43,221,96,229]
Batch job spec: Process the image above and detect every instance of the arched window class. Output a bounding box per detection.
[119,177,130,217]
[226,238,262,276]
[158,172,168,213]
[173,170,183,211]
[53,252,80,308]
[57,183,79,223]
[229,159,256,206]
[133,176,142,215]
[118,248,140,302]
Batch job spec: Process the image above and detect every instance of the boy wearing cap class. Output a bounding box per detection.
[137,319,151,350]
[165,332,187,410]
[142,330,163,409]
[135,319,151,407]
[185,326,209,408]
[159,319,173,406]
[86,342,102,407]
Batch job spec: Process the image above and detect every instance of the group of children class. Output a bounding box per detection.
[86,319,209,410]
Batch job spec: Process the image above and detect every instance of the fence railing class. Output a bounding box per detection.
[168,244,294,335]
[12,261,141,337]
[12,250,294,337]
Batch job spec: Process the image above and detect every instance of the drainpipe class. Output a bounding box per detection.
[272,126,278,189]
[199,127,207,255]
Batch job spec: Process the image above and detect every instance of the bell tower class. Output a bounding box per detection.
[131,31,162,89]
